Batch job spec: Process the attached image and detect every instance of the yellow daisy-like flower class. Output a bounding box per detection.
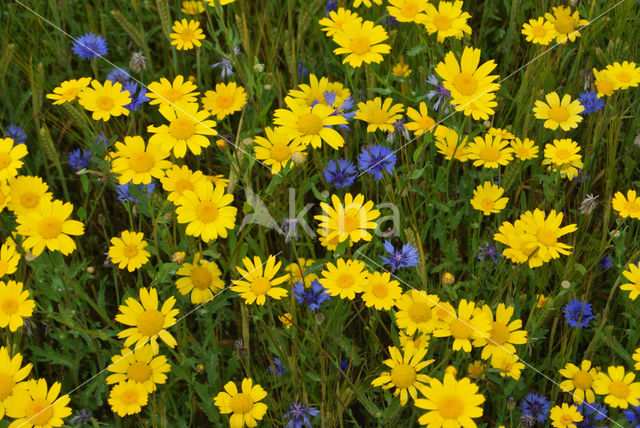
[606,61,640,90]
[319,258,367,300]
[545,5,588,44]
[181,0,204,14]
[202,82,247,120]
[175,181,237,242]
[0,138,28,181]
[46,77,91,105]
[0,239,20,277]
[392,57,412,77]
[399,331,430,351]
[521,17,557,45]
[231,255,289,305]
[115,287,179,352]
[550,403,583,428]
[78,80,131,122]
[467,360,485,378]
[170,19,205,50]
[518,209,578,264]
[176,253,224,304]
[160,164,207,203]
[288,74,351,108]
[16,199,84,257]
[633,348,640,371]
[0,280,35,332]
[395,290,440,335]
[108,231,150,272]
[110,136,171,185]
[355,97,404,133]
[0,347,32,419]
[435,47,500,120]
[475,303,527,360]
[360,271,402,310]
[466,134,513,168]
[493,219,539,266]
[285,258,318,287]
[435,128,469,162]
[319,8,363,37]
[253,126,306,175]
[148,102,217,158]
[559,360,597,404]
[510,137,539,160]
[404,102,445,136]
[279,313,293,329]
[621,263,640,300]
[0,180,9,212]
[421,1,472,42]
[274,96,346,150]
[612,190,640,219]
[414,374,485,427]
[147,75,199,107]
[7,175,52,216]
[6,378,72,428]
[434,299,492,353]
[106,345,171,393]
[592,68,616,97]
[108,380,148,417]
[542,139,583,180]
[214,378,268,428]
[534,92,584,131]
[470,181,508,215]
[487,127,515,140]
[315,193,380,244]
[593,366,640,409]
[536,294,552,308]
[371,342,434,406]
[490,349,524,380]
[332,20,391,67]
[387,0,429,23]
[353,0,382,7]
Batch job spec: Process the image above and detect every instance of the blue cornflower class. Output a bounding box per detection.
[563,299,595,329]
[293,280,330,311]
[298,61,309,79]
[324,158,357,188]
[520,392,550,423]
[358,144,396,180]
[380,240,420,271]
[106,67,131,85]
[624,403,640,427]
[426,74,451,113]
[283,402,320,428]
[578,91,605,115]
[67,148,92,171]
[337,359,349,377]
[325,0,338,13]
[211,58,234,79]
[268,357,287,377]
[116,182,155,203]
[478,243,502,264]
[321,91,356,130]
[381,13,399,26]
[122,81,149,111]
[4,124,27,144]
[577,402,608,428]
[599,255,613,270]
[72,33,108,60]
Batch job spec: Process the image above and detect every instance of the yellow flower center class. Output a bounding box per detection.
[20,192,39,209]
[407,302,432,323]
[625,201,640,214]
[560,414,574,425]
[123,245,139,258]
[38,217,62,239]
[572,370,593,390]
[174,179,193,193]
[390,364,416,389]
[532,24,548,38]
[342,214,360,233]
[130,152,155,173]
[336,273,354,289]
[297,113,324,136]
[433,14,452,31]
[215,95,235,110]
[372,283,389,298]
[438,395,464,419]
[616,72,631,82]
[250,277,271,295]
[610,380,630,399]
[349,35,371,56]
[1,297,18,315]
[180,28,195,41]
[270,143,291,162]
[536,228,557,247]
[480,198,495,211]
[96,96,115,111]
[368,109,390,125]
[195,201,219,223]
[230,392,254,414]
[453,73,478,96]
[121,388,141,405]
[25,398,54,426]
[554,149,570,161]
[554,15,575,34]
[489,322,510,345]
[127,361,152,382]
[137,309,164,337]
[419,116,436,131]
[163,88,183,102]
[0,372,15,400]
[190,266,212,289]
[62,87,79,100]
[449,318,473,339]
[0,153,11,169]
[400,2,419,19]
[548,106,570,123]
[479,146,500,162]
[169,118,196,140]
[596,81,614,96]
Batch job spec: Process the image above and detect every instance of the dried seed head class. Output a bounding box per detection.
[129,51,147,73]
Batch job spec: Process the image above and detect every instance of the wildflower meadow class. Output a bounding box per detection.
[1,0,640,426]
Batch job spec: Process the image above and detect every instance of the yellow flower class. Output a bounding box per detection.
[108,380,148,417]
[593,68,616,97]
[434,299,491,353]
[545,5,588,44]
[466,134,514,168]
[518,209,578,264]
[421,0,472,42]
[202,82,247,120]
[442,272,455,285]
[160,164,207,204]
[214,378,268,428]
[353,0,382,7]
[398,331,430,351]
[176,253,224,304]
[46,77,91,104]
[148,102,217,158]
[7,175,52,216]
[360,271,402,310]
[490,349,524,380]
[404,102,445,136]
[371,342,434,406]
[332,20,391,67]
[606,61,640,90]
[107,345,171,393]
[510,137,539,160]
[0,180,9,212]
[559,360,597,404]
[355,97,404,133]
[435,128,469,161]
[536,294,551,308]
[0,238,20,277]
[319,7,363,37]
[287,74,351,107]
[0,347,32,419]
[253,126,306,175]
[319,258,367,300]
[78,80,131,122]
[470,181,508,215]
[0,280,35,331]
[147,75,199,107]
[612,190,640,219]
[16,199,85,256]
[181,0,205,14]
[467,360,485,378]
[315,193,380,244]
[392,57,412,77]
[543,139,583,180]
[633,348,640,371]
[394,290,440,335]
[621,263,640,300]
[387,0,429,23]
[487,127,515,140]
[110,136,172,185]
[0,138,28,181]
[475,303,527,360]
[521,17,557,45]
[108,231,150,272]
[231,255,289,305]
[593,366,640,409]
[533,92,584,131]
[170,19,205,50]
[115,287,179,352]
[414,374,484,427]
[285,258,318,287]
[279,312,293,329]
[550,403,583,428]
[6,378,72,428]
[175,181,237,242]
